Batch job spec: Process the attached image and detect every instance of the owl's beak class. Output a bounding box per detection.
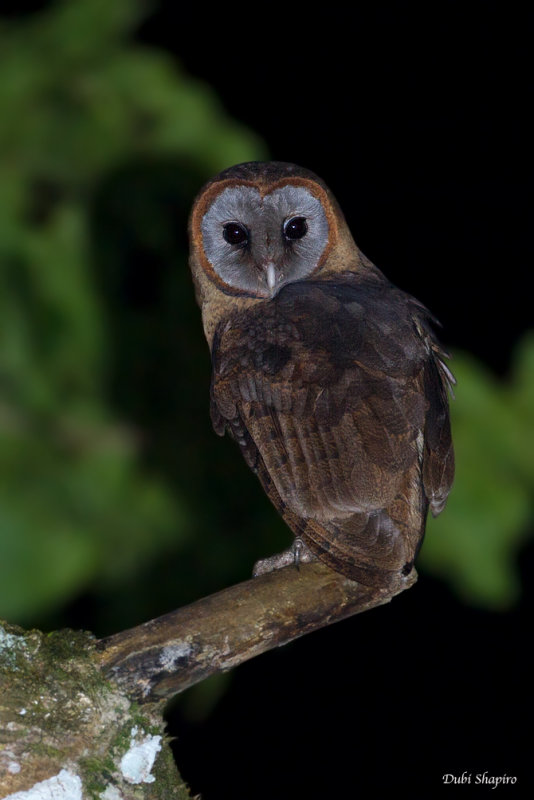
[259,261,281,297]
[265,262,277,292]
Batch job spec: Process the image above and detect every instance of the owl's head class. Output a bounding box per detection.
[189,162,379,343]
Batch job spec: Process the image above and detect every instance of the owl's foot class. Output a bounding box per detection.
[252,538,317,577]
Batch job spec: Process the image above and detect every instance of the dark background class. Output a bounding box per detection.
[3,1,532,797]
[133,4,532,798]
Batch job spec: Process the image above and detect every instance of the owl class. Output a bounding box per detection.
[188,161,454,588]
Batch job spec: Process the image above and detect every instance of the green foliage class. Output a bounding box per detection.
[0,0,265,624]
[422,334,534,609]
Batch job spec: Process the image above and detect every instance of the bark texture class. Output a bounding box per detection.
[1,562,416,798]
[98,562,416,702]
[0,624,190,799]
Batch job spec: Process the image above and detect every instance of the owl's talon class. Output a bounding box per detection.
[252,539,316,577]
[293,537,305,569]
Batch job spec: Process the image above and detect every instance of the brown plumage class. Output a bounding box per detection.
[189,161,454,587]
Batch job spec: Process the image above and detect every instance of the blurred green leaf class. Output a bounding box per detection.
[422,334,534,609]
[0,0,265,624]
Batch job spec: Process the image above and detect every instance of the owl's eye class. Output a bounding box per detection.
[284,216,308,240]
[223,221,249,246]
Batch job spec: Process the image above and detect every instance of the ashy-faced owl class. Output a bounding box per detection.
[189,161,454,588]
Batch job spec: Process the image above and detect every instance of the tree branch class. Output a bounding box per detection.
[97,562,417,702]
[2,562,416,796]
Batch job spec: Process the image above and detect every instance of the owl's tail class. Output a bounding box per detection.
[257,458,427,588]
[299,509,424,588]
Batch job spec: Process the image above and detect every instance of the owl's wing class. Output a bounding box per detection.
[418,318,455,515]
[211,278,454,576]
